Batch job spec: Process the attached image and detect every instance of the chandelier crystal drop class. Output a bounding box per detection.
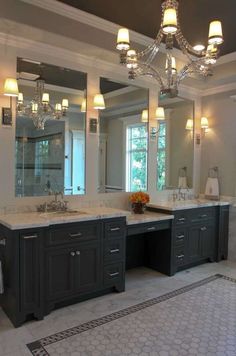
[116,0,223,97]
[17,77,69,130]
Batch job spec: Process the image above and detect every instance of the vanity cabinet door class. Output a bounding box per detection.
[19,230,43,315]
[187,225,202,263]
[73,241,100,294]
[46,246,75,301]
[201,224,215,260]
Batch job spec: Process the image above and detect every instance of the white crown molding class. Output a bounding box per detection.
[230,95,236,101]
[19,0,187,61]
[18,79,84,96]
[201,82,236,97]
[104,86,138,99]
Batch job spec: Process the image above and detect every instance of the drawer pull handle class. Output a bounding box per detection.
[110,249,120,254]
[177,254,184,259]
[200,214,208,218]
[178,218,186,222]
[69,232,82,238]
[109,272,119,277]
[70,252,75,257]
[147,227,156,231]
[201,227,207,231]
[23,235,37,239]
[0,238,6,246]
[177,234,185,239]
[76,251,80,256]
[110,227,120,232]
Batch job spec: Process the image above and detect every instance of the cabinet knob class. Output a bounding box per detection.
[76,251,80,256]
[70,252,75,257]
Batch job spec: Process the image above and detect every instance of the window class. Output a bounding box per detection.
[126,124,148,192]
[35,140,49,176]
[157,121,167,190]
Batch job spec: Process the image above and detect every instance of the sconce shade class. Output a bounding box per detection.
[201,117,209,129]
[4,78,19,97]
[42,93,49,104]
[186,119,193,131]
[18,92,24,104]
[162,8,177,34]
[141,109,148,123]
[116,28,130,51]
[62,99,69,109]
[81,98,86,112]
[208,20,223,45]
[94,94,105,110]
[156,107,165,121]
[32,103,38,113]
[127,50,138,69]
[55,103,62,112]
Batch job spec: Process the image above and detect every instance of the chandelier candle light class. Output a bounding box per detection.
[116,0,223,97]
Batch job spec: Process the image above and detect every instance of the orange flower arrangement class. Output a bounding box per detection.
[129,191,150,204]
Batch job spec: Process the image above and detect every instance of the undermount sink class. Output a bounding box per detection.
[39,210,88,217]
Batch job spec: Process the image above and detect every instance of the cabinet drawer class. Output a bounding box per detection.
[104,219,126,239]
[46,222,100,246]
[174,228,187,246]
[174,247,186,266]
[103,263,124,287]
[104,239,125,264]
[190,208,215,223]
[127,220,171,236]
[174,212,189,226]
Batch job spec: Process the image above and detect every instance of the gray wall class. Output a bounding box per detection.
[201,92,236,197]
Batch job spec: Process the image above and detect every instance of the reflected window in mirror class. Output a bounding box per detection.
[156,97,194,191]
[15,58,87,197]
[98,77,149,193]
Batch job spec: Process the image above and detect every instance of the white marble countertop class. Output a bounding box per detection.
[126,211,174,225]
[0,207,131,230]
[147,199,230,212]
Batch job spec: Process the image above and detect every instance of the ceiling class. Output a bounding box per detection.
[58,0,235,56]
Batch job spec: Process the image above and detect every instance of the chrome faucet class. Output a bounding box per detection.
[37,190,68,212]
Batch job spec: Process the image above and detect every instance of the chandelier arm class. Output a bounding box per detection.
[175,29,206,58]
[135,62,165,89]
[177,58,210,84]
[136,29,164,65]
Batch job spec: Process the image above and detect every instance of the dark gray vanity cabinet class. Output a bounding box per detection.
[151,205,230,275]
[0,217,126,327]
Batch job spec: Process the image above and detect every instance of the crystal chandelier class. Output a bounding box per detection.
[17,77,69,130]
[116,0,223,97]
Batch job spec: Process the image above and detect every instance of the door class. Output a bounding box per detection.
[74,241,100,294]
[46,246,75,301]
[201,224,215,259]
[187,225,202,263]
[19,230,42,312]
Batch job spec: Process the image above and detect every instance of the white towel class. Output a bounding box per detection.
[0,261,4,294]
[178,176,187,189]
[205,177,220,200]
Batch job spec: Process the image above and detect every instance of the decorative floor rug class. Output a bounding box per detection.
[27,274,236,356]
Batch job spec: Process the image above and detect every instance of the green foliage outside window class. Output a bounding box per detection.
[157,122,167,190]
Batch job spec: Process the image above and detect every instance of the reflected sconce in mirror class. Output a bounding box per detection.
[141,109,148,123]
[185,119,193,131]
[155,107,165,121]
[62,99,69,115]
[93,94,106,110]
[3,78,19,125]
[201,117,209,135]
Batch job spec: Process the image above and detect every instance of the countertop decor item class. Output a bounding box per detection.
[130,191,150,214]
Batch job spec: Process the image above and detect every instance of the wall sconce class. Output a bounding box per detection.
[201,117,209,135]
[141,109,148,123]
[3,78,19,125]
[155,107,165,121]
[93,94,106,110]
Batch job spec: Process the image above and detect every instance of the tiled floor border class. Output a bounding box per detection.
[26,274,236,356]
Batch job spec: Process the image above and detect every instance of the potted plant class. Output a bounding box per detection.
[129,191,150,214]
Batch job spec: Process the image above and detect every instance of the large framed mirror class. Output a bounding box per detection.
[157,97,194,191]
[15,58,87,197]
[98,77,149,193]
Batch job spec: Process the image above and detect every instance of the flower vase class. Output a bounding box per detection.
[132,202,145,214]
